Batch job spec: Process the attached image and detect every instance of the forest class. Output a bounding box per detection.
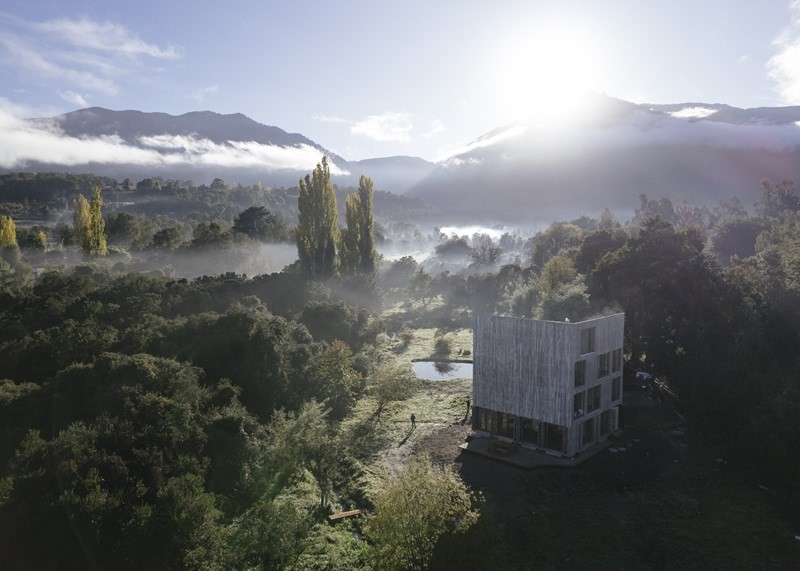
[0,163,799,569]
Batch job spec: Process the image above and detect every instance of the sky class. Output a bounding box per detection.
[1,0,800,163]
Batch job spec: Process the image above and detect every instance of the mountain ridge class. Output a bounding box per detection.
[406,94,800,222]
[16,107,435,192]
[6,95,800,222]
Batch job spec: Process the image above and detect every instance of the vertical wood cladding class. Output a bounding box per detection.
[473,313,624,432]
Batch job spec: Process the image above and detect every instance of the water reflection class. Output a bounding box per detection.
[412,360,473,381]
[434,361,454,374]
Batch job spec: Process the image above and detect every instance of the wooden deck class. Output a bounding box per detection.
[460,436,613,469]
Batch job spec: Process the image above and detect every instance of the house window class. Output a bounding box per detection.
[581,418,595,446]
[580,327,595,354]
[598,353,609,378]
[612,377,621,401]
[474,407,494,433]
[521,418,540,445]
[573,392,585,417]
[574,360,586,387]
[497,412,516,438]
[600,410,612,435]
[587,385,602,413]
[612,348,622,373]
[543,423,565,452]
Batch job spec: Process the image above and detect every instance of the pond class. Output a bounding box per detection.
[412,360,473,381]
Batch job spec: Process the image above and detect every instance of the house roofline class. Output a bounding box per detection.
[473,313,624,326]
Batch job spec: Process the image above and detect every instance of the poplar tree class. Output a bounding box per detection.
[339,192,361,274]
[74,187,108,256]
[339,175,377,275]
[296,157,338,279]
[73,194,92,253]
[0,215,17,247]
[89,187,108,256]
[355,175,377,273]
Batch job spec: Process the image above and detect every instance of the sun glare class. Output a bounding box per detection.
[491,26,603,125]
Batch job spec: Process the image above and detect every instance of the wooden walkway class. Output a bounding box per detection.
[328,509,364,523]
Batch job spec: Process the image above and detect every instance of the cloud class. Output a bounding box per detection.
[0,97,60,119]
[138,133,349,173]
[188,85,219,102]
[669,107,717,119]
[312,114,350,124]
[577,110,800,154]
[0,33,120,94]
[31,17,181,59]
[351,111,413,143]
[738,54,751,64]
[768,0,800,104]
[0,15,181,98]
[57,89,88,107]
[0,108,349,174]
[422,119,445,139]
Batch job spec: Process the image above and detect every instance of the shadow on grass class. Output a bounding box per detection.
[344,415,394,462]
[391,341,411,355]
[398,425,416,447]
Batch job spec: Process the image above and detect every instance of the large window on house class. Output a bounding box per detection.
[598,352,609,378]
[600,409,613,435]
[580,327,596,354]
[587,385,602,413]
[581,418,595,446]
[543,423,565,452]
[521,418,540,445]
[574,360,586,387]
[474,407,494,433]
[612,348,622,373]
[612,377,621,401]
[497,412,516,438]
[573,391,585,417]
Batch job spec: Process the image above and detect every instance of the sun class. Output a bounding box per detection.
[491,26,604,125]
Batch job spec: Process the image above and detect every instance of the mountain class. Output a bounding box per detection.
[350,156,437,193]
[41,107,328,152]
[8,107,434,191]
[8,98,800,223]
[408,93,800,222]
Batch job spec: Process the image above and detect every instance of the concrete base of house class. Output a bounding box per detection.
[459,434,617,469]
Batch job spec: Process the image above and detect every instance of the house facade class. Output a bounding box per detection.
[472,313,625,457]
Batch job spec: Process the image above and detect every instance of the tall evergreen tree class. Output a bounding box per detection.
[339,175,377,275]
[296,157,338,279]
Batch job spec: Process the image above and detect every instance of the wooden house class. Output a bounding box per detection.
[472,313,624,457]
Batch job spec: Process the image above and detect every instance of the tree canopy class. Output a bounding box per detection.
[233,206,289,242]
[365,456,480,571]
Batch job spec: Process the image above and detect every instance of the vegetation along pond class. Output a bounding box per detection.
[412,360,473,381]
